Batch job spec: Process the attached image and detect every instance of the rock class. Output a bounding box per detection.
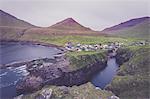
[14,94,23,99]
[59,86,69,94]
[16,75,43,93]
[35,88,52,99]
[108,95,120,99]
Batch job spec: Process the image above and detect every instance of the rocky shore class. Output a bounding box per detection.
[0,58,57,69]
[0,40,66,69]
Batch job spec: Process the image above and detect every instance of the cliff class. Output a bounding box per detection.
[16,51,108,94]
[105,46,150,99]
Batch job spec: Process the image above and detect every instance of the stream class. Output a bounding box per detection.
[91,58,119,89]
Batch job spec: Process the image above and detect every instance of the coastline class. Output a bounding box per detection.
[0,39,66,52]
[0,40,67,68]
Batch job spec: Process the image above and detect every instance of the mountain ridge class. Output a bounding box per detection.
[102,17,150,31]
[0,10,149,40]
[0,10,35,28]
[101,17,150,38]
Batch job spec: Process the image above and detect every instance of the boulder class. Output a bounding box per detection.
[16,75,43,93]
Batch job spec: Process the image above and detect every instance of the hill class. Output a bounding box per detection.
[102,17,150,39]
[0,10,36,40]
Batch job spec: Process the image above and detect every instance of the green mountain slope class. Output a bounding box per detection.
[102,17,150,39]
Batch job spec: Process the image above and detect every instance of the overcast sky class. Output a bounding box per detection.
[0,0,149,30]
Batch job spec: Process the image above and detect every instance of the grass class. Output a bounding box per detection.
[66,51,107,70]
[21,34,138,46]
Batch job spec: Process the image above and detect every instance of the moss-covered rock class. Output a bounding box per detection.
[67,51,107,70]
[16,82,113,99]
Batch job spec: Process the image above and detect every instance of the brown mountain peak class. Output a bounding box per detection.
[50,17,91,31]
[51,18,80,27]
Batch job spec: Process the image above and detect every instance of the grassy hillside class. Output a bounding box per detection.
[0,10,35,28]
[22,27,101,36]
[102,17,150,39]
[0,10,36,40]
[106,46,150,99]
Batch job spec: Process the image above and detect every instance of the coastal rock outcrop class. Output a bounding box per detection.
[15,82,114,99]
[115,48,133,65]
[16,52,107,93]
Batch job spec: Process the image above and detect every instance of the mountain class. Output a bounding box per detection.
[0,10,36,40]
[0,10,102,41]
[49,18,91,31]
[23,18,100,37]
[102,17,150,39]
[0,10,35,28]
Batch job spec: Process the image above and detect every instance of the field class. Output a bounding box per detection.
[20,34,141,46]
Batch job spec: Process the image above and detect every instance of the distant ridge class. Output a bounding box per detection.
[102,17,150,38]
[103,17,149,31]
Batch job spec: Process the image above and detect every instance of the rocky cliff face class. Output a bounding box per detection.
[115,48,133,65]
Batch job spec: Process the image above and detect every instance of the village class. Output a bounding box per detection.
[64,40,150,52]
[65,42,123,52]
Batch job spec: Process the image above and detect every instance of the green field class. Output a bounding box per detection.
[21,34,141,46]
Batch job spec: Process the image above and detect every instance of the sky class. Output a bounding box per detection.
[0,0,149,30]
